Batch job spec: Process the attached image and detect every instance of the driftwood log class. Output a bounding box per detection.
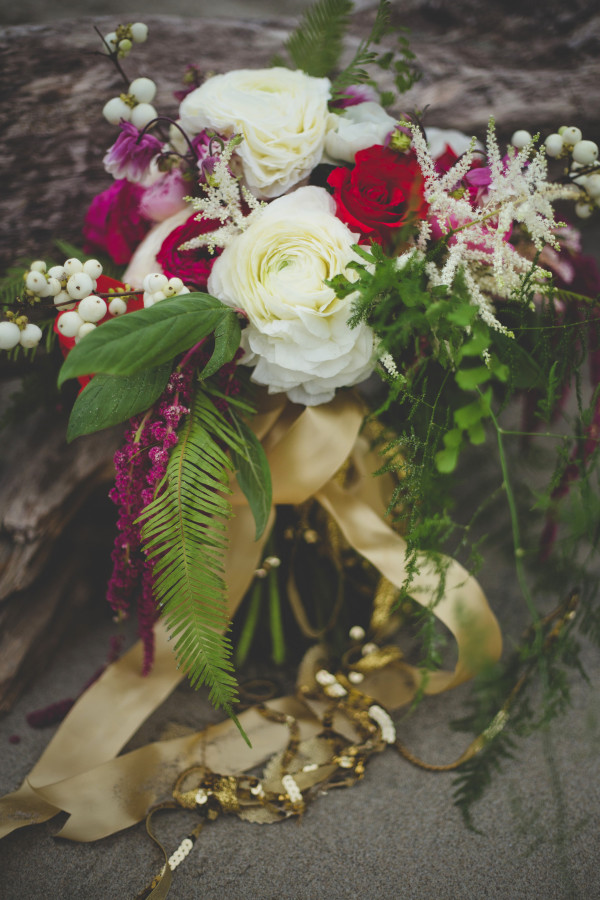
[0,5,598,712]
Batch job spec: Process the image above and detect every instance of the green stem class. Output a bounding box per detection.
[234,580,263,667]
[268,562,286,665]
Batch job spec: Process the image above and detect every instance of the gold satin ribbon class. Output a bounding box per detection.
[0,390,501,842]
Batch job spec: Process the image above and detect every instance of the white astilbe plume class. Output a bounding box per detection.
[409,120,584,333]
[180,135,266,253]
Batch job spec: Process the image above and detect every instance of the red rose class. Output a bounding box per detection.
[83,180,152,265]
[156,213,222,291]
[327,145,428,248]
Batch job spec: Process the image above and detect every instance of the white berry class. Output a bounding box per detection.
[586,174,600,198]
[77,322,97,339]
[129,77,156,104]
[46,277,62,297]
[48,265,66,281]
[67,272,94,300]
[544,133,563,157]
[167,277,184,294]
[108,297,127,316]
[130,103,157,129]
[63,258,83,276]
[562,126,583,146]
[30,260,46,273]
[0,321,21,350]
[143,293,155,308]
[575,201,593,219]
[19,323,43,348]
[143,273,168,293]
[130,22,148,42]
[78,294,107,322]
[511,130,532,149]
[118,39,132,56]
[103,97,132,125]
[152,291,167,303]
[25,270,47,293]
[83,258,103,279]
[572,140,599,166]
[54,290,76,311]
[57,311,84,337]
[103,31,117,52]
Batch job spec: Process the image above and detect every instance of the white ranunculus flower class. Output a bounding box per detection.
[324,101,398,163]
[179,68,334,200]
[208,186,375,406]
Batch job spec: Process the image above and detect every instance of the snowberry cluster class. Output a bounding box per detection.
[102,77,158,129]
[512,125,600,218]
[101,22,148,59]
[0,315,42,351]
[142,273,190,308]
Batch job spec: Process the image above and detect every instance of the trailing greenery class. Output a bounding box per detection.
[137,386,250,741]
[271,0,353,77]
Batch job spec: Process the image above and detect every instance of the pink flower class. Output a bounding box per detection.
[332,83,379,109]
[83,180,152,265]
[103,122,162,183]
[156,213,222,289]
[139,168,190,222]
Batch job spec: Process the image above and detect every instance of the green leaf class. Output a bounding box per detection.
[454,389,492,429]
[443,427,463,450]
[58,294,237,387]
[199,310,241,379]
[278,0,353,77]
[467,419,486,445]
[137,386,249,744]
[447,305,479,327]
[455,366,491,391]
[66,365,171,442]
[229,410,273,540]
[459,331,490,358]
[435,446,459,473]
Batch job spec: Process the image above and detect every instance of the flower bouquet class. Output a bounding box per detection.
[1,2,599,895]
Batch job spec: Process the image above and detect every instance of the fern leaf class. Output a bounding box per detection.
[137,386,246,731]
[280,0,353,77]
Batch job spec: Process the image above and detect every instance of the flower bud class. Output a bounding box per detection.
[117,39,132,56]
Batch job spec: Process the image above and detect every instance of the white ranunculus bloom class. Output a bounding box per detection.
[324,101,398,163]
[208,186,375,406]
[179,68,334,200]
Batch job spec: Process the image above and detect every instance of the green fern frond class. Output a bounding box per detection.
[278,0,353,77]
[138,385,247,733]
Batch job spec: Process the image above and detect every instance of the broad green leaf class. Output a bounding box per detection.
[454,389,492,429]
[459,332,489,358]
[447,305,478,327]
[467,419,486,445]
[443,427,463,450]
[58,294,238,386]
[66,364,171,442]
[229,410,273,540]
[199,311,241,380]
[455,366,491,391]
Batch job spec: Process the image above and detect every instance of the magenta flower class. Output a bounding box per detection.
[103,122,162,183]
[156,212,223,289]
[140,168,189,222]
[332,83,379,109]
[83,180,152,265]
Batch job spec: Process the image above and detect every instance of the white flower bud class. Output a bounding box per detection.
[562,126,583,146]
[143,272,168,293]
[46,277,62,297]
[511,130,532,149]
[544,133,563,157]
[19,323,43,348]
[586,173,600,198]
[130,103,158,129]
[103,97,132,125]
[77,322,97,339]
[54,290,76,311]
[47,265,66,280]
[572,140,599,166]
[78,294,107,323]
[130,22,148,42]
[57,311,84,337]
[63,258,83,276]
[108,297,128,316]
[0,321,21,350]
[67,272,94,300]
[575,201,593,219]
[25,270,47,293]
[30,260,46,273]
[82,258,103,279]
[129,77,156,104]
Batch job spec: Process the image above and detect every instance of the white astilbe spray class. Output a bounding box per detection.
[409,119,584,334]
[180,135,266,253]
